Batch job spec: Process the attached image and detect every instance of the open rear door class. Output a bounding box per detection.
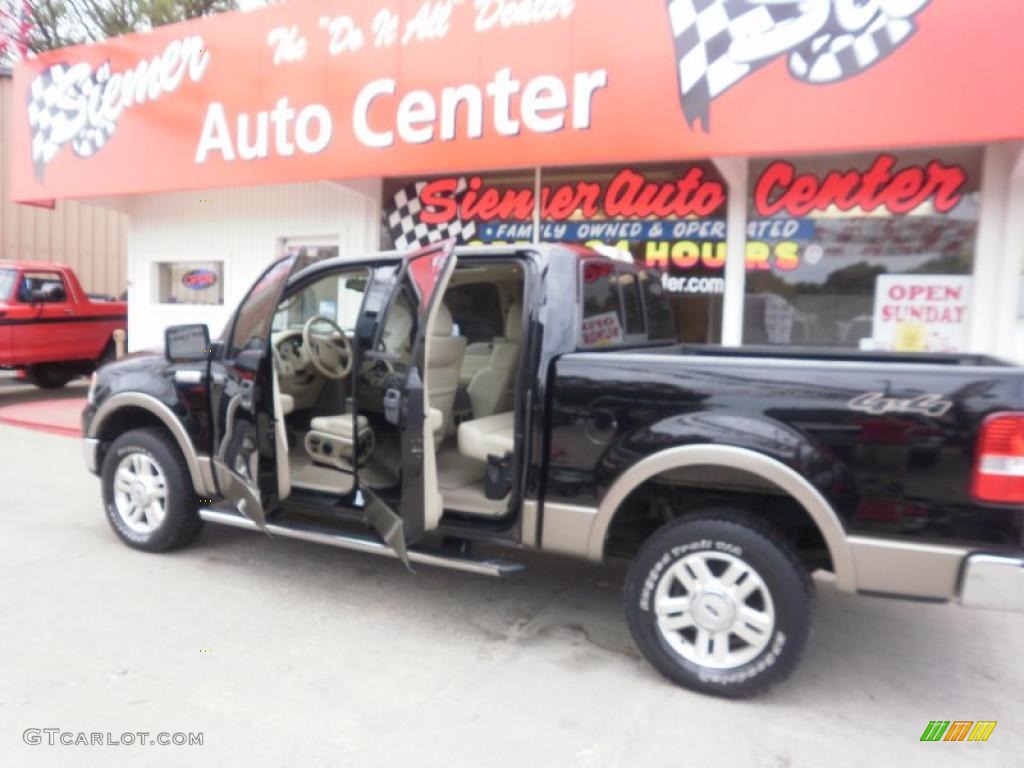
[393,240,458,545]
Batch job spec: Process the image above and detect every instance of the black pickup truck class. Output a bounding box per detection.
[82,243,1024,697]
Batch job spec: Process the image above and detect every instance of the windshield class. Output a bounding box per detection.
[272,270,369,334]
[0,269,17,300]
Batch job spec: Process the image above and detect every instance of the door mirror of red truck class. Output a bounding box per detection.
[166,324,212,363]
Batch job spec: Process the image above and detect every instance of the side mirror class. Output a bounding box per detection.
[29,288,47,304]
[166,324,211,363]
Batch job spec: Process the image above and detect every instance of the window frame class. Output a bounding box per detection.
[153,258,226,307]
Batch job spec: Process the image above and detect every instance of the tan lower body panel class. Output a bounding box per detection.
[847,536,968,600]
[540,501,598,557]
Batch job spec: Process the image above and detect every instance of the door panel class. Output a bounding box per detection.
[8,271,78,363]
[210,256,298,525]
[396,241,458,543]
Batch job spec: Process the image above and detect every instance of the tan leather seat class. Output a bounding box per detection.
[426,303,467,438]
[310,413,369,437]
[305,412,373,468]
[468,302,522,418]
[458,411,514,462]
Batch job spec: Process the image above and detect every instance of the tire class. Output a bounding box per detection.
[25,364,75,389]
[624,510,814,698]
[100,428,203,552]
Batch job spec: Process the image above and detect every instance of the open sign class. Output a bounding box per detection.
[182,269,218,290]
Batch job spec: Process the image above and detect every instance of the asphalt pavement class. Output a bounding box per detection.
[0,419,1021,767]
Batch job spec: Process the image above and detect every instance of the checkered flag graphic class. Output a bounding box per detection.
[665,0,928,130]
[385,178,477,251]
[27,62,117,181]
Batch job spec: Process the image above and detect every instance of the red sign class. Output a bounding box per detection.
[10,0,1024,204]
[753,154,967,217]
[419,167,726,224]
[181,268,218,290]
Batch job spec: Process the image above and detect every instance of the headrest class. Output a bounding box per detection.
[433,303,454,336]
[504,302,523,341]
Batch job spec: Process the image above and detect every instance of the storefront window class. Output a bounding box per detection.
[381,171,537,251]
[155,261,224,305]
[381,163,728,344]
[743,148,981,351]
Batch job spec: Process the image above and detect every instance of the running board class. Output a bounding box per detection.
[199,508,523,578]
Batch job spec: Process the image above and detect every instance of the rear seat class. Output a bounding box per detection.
[457,411,514,462]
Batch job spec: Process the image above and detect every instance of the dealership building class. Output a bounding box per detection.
[7,1,1024,358]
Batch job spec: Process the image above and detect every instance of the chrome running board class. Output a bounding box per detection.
[199,508,523,578]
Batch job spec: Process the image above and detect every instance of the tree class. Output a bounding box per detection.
[1,0,237,61]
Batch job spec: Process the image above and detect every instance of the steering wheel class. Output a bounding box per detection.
[302,315,353,380]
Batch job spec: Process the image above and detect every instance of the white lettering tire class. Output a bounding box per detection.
[624,510,814,698]
[101,428,203,552]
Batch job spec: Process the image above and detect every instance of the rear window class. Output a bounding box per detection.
[639,271,676,341]
[619,272,645,335]
[579,260,677,347]
[581,261,624,346]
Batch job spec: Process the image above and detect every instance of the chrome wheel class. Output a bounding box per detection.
[112,452,168,535]
[653,551,775,670]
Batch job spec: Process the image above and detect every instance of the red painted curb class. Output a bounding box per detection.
[0,398,85,438]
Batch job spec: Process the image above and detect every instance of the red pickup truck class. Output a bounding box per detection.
[0,262,127,388]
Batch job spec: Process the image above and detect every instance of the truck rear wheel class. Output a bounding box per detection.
[25,364,75,389]
[624,510,813,698]
[100,428,203,552]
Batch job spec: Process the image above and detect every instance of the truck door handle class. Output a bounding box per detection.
[63,308,74,314]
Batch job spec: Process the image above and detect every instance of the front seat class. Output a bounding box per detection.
[426,303,467,439]
[305,412,375,470]
[467,302,522,418]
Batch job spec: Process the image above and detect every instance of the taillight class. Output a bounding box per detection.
[973,412,1024,503]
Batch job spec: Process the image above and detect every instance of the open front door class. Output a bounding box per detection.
[390,240,457,545]
[210,255,298,526]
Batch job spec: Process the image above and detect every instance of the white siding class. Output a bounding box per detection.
[126,180,381,350]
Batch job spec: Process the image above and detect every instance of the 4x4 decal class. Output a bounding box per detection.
[848,391,953,417]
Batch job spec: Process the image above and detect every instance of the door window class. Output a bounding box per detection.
[620,272,646,336]
[16,271,67,303]
[229,258,295,356]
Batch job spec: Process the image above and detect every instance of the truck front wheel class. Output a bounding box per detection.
[624,511,813,698]
[100,428,203,552]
